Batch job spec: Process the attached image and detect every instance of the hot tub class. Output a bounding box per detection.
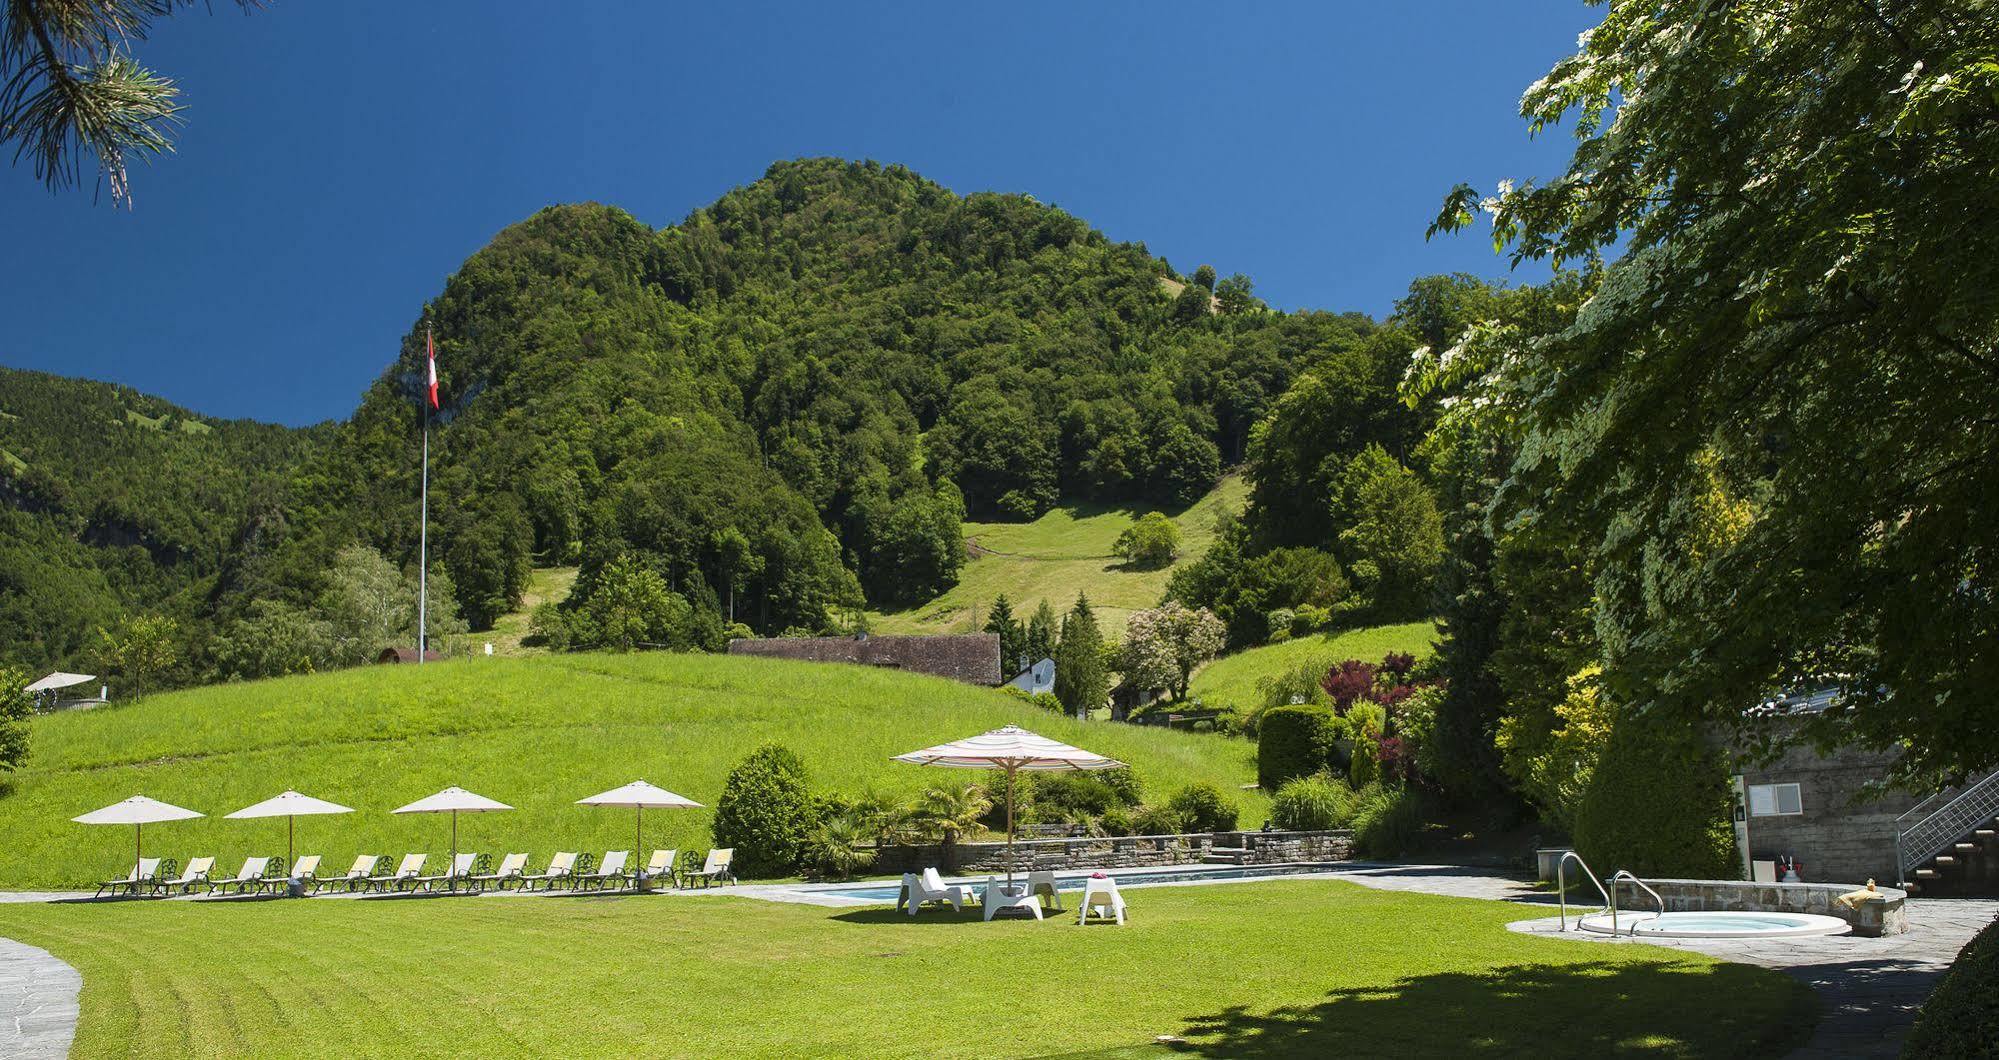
[1578,910,1852,938]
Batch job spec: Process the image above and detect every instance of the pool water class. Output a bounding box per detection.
[1579,910,1851,938]
[802,863,1330,904]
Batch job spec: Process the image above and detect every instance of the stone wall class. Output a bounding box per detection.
[1610,877,1909,937]
[874,829,1353,876]
[1733,735,1921,885]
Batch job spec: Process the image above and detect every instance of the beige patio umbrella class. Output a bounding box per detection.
[73,795,204,886]
[391,786,512,870]
[894,724,1124,886]
[575,780,703,862]
[224,791,355,876]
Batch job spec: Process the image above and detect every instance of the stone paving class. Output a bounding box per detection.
[0,936,79,1059]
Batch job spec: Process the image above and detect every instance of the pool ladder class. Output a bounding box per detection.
[1556,851,1666,935]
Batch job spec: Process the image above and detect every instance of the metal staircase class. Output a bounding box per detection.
[1896,769,1999,894]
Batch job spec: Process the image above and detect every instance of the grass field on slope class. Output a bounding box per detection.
[1187,621,1439,712]
[0,880,1815,1058]
[483,565,577,655]
[0,653,1261,890]
[872,475,1248,639]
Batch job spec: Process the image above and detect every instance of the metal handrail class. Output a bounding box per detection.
[1555,851,1613,932]
[1608,869,1665,933]
[1894,769,1999,884]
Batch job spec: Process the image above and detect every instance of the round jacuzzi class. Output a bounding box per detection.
[1578,910,1852,938]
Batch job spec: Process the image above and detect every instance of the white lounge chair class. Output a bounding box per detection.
[1077,875,1126,925]
[413,853,478,893]
[981,876,1045,921]
[319,855,379,893]
[97,857,162,898]
[208,856,271,896]
[368,853,427,892]
[519,852,576,892]
[683,848,736,888]
[1024,870,1064,911]
[573,851,630,892]
[637,848,679,888]
[900,867,975,915]
[157,856,213,896]
[256,855,320,895]
[468,853,529,892]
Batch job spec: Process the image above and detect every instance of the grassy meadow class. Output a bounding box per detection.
[1187,621,1439,712]
[871,475,1248,638]
[0,880,1816,1058]
[2,653,1263,890]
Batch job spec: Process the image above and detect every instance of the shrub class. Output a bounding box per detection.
[1346,701,1387,788]
[1291,604,1330,636]
[1094,766,1143,806]
[1096,805,1135,837]
[1351,783,1426,856]
[711,744,820,878]
[1115,511,1181,569]
[1270,772,1353,831]
[1167,781,1239,832]
[1571,712,1739,879]
[1904,913,1999,1058]
[1257,704,1341,789]
[1131,804,1189,835]
[1265,608,1296,642]
[1030,773,1122,822]
[803,811,876,880]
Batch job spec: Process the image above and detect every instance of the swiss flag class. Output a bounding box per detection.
[426,330,440,410]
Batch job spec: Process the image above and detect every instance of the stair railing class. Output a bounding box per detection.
[1896,769,1999,884]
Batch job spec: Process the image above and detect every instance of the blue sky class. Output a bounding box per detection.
[0,1,1599,427]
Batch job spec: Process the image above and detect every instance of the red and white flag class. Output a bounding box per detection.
[425,329,440,410]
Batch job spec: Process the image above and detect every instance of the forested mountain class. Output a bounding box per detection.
[2,158,1417,686]
[0,368,328,672]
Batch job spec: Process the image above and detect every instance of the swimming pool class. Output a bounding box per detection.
[793,863,1335,904]
[1578,910,1852,938]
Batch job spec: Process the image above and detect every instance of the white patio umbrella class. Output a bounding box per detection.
[576,780,703,863]
[893,724,1124,886]
[224,791,354,875]
[25,672,94,694]
[73,795,204,886]
[391,786,512,869]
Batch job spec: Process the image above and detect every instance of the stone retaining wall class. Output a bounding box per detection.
[1610,877,1909,937]
[875,829,1353,876]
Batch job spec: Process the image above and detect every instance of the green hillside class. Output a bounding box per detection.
[1188,620,1439,712]
[1,652,1263,889]
[872,475,1246,638]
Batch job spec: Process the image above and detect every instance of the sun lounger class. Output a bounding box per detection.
[468,852,529,892]
[318,855,380,893]
[572,851,630,892]
[368,853,427,892]
[97,857,162,898]
[683,848,736,889]
[519,852,577,892]
[899,867,974,915]
[1077,875,1126,925]
[412,853,478,893]
[208,856,272,896]
[156,856,213,896]
[254,855,321,896]
[635,848,679,889]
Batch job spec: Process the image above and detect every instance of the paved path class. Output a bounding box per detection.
[1311,862,1994,1059]
[0,936,78,1059]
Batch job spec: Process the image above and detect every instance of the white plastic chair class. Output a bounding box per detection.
[900,868,975,914]
[1078,876,1125,925]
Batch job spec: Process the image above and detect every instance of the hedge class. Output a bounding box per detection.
[1258,704,1341,790]
[711,743,820,878]
[1904,912,1999,1058]
[1571,712,1738,879]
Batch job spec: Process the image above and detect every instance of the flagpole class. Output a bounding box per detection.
[419,324,430,666]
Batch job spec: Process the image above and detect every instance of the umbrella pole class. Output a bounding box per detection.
[635,807,643,861]
[288,816,295,877]
[135,822,143,887]
[1005,766,1016,888]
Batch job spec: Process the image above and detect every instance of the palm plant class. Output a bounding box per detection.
[908,784,989,846]
[805,811,876,881]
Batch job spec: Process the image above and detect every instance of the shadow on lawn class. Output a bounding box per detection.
[1162,960,1816,1058]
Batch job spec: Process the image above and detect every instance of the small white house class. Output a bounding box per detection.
[1005,657,1056,696]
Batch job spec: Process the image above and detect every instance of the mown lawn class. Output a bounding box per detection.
[1187,621,1439,712]
[872,476,1248,639]
[2,653,1261,890]
[0,880,1816,1058]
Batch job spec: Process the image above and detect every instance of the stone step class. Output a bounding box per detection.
[1915,868,1940,879]
[1975,829,1995,838]
[1955,842,1977,852]
[1934,856,1958,867]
